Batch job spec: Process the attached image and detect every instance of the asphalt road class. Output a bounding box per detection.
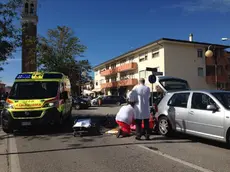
[2,106,230,172]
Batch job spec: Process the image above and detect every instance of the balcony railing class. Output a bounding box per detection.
[117,62,137,72]
[100,68,117,76]
[206,75,228,84]
[100,62,137,76]
[101,79,138,89]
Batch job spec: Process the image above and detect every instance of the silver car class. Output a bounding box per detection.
[155,90,230,146]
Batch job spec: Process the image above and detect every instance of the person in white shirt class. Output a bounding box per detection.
[132,78,151,140]
[115,90,137,138]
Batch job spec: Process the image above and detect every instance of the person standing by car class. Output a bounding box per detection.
[132,78,151,140]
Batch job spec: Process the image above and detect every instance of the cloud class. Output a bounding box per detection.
[169,0,230,13]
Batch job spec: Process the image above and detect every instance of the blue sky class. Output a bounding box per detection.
[2,0,230,86]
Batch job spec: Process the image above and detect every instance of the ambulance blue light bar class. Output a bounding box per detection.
[15,74,32,79]
[43,73,63,79]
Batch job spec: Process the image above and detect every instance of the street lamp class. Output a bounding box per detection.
[205,45,218,89]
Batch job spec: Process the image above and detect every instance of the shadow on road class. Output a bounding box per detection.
[12,114,117,140]
[0,139,193,156]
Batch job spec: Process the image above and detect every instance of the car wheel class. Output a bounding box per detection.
[75,105,80,110]
[226,131,230,149]
[116,102,121,106]
[158,116,172,136]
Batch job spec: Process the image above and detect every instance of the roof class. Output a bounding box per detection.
[93,38,230,70]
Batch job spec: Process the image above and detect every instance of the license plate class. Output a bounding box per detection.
[21,122,31,126]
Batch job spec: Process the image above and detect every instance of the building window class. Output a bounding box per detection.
[197,49,203,58]
[152,51,159,58]
[96,82,98,86]
[129,57,134,62]
[139,70,146,78]
[111,63,116,69]
[106,65,109,70]
[25,3,29,14]
[120,59,126,65]
[139,53,148,62]
[206,65,215,76]
[198,67,204,76]
[217,65,224,75]
[111,77,116,82]
[30,3,34,14]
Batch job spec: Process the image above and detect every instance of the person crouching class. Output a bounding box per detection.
[115,91,137,138]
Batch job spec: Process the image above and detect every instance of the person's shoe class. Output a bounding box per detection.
[145,135,150,140]
[116,129,122,138]
[135,136,141,140]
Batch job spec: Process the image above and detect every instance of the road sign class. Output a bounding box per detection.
[148,74,157,84]
[153,72,163,75]
[146,67,158,72]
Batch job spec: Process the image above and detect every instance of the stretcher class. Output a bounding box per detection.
[73,118,100,137]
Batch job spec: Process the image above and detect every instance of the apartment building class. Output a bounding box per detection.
[93,36,230,96]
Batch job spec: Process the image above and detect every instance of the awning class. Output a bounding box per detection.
[91,88,102,92]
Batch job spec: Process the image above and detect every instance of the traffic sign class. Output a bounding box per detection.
[148,74,157,84]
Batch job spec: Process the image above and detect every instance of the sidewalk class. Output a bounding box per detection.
[0,129,8,172]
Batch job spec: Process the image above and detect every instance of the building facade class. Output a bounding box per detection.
[21,0,38,72]
[93,36,230,96]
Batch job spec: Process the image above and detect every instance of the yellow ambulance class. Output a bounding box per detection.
[1,72,72,133]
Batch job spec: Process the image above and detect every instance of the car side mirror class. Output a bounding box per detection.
[60,91,68,100]
[207,104,218,111]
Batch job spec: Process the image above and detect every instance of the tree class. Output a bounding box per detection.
[0,0,22,71]
[37,26,91,95]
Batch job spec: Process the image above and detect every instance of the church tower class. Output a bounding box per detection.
[21,0,38,72]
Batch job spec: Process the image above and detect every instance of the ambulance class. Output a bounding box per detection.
[1,72,72,133]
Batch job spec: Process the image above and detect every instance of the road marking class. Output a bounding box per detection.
[8,134,21,172]
[138,145,214,172]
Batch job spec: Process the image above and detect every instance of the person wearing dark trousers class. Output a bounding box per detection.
[135,119,150,140]
[132,78,151,140]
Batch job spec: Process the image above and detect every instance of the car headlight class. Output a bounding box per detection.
[43,101,58,108]
[81,101,86,104]
[5,102,14,109]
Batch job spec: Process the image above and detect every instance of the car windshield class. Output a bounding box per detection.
[211,92,230,110]
[8,81,59,99]
[159,79,190,91]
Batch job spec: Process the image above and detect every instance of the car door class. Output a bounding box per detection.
[187,92,225,139]
[102,96,112,105]
[167,92,190,132]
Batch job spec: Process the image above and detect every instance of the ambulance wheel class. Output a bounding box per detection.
[75,105,80,110]
[1,115,13,133]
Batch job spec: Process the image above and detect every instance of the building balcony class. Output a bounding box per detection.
[100,62,137,76]
[117,62,138,72]
[118,78,138,87]
[101,79,138,89]
[101,82,118,89]
[100,68,117,76]
[206,75,228,84]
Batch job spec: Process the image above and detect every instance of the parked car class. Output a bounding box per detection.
[101,95,126,106]
[155,90,230,147]
[80,96,92,107]
[72,97,89,110]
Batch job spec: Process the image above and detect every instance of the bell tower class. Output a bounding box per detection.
[21,0,38,72]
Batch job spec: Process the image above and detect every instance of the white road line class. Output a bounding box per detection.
[138,145,214,172]
[8,134,21,172]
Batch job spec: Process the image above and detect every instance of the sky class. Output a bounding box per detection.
[2,0,230,86]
